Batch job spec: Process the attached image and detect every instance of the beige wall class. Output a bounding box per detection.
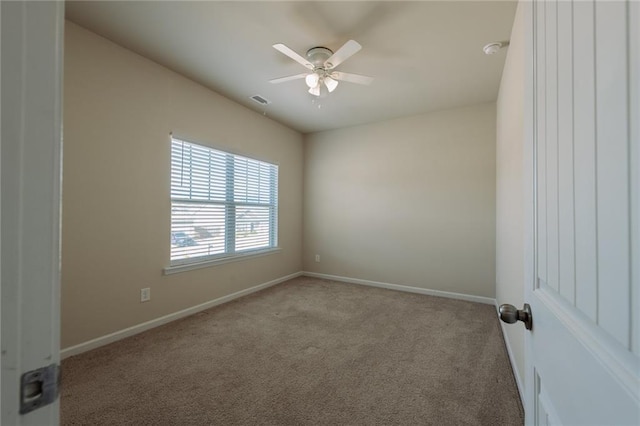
[496,2,525,388]
[62,22,304,349]
[303,103,497,298]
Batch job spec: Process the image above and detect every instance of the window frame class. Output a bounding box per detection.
[164,136,280,274]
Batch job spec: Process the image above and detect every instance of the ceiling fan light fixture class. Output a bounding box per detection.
[308,85,321,96]
[305,73,320,88]
[324,76,339,92]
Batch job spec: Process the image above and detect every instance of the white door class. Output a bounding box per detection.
[523,0,639,424]
[1,1,64,425]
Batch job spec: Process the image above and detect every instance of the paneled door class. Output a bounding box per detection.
[523,0,639,424]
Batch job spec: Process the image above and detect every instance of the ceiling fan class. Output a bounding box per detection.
[269,40,374,96]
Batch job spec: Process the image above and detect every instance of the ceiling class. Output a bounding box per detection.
[65,1,517,134]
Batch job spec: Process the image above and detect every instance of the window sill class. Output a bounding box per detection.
[163,247,282,275]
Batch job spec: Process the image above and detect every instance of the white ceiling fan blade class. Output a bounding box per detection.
[273,44,314,70]
[331,71,374,85]
[269,73,308,84]
[324,40,362,69]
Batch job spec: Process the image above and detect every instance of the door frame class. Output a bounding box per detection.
[522,1,536,424]
[1,1,64,424]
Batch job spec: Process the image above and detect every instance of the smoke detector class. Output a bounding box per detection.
[483,41,509,55]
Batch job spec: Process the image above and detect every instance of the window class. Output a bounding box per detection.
[170,137,278,266]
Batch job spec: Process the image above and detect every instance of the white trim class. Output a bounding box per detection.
[495,302,526,407]
[164,247,282,275]
[61,271,302,359]
[302,271,496,305]
[1,2,64,424]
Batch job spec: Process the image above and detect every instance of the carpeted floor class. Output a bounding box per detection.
[61,276,524,425]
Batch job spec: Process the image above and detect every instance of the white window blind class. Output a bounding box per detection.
[170,137,278,264]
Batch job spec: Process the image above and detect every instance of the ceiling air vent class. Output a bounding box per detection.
[250,95,271,105]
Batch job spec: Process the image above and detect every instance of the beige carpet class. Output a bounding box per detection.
[61,276,524,425]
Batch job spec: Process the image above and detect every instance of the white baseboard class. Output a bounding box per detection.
[495,302,525,406]
[302,271,496,305]
[61,271,503,362]
[61,271,303,359]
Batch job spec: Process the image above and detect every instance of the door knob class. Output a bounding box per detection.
[499,303,532,330]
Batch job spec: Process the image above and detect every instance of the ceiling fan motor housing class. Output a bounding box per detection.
[306,47,333,69]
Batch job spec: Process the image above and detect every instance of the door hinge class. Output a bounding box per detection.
[19,363,60,415]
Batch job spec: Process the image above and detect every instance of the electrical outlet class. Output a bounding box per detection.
[315,254,320,263]
[140,287,151,302]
